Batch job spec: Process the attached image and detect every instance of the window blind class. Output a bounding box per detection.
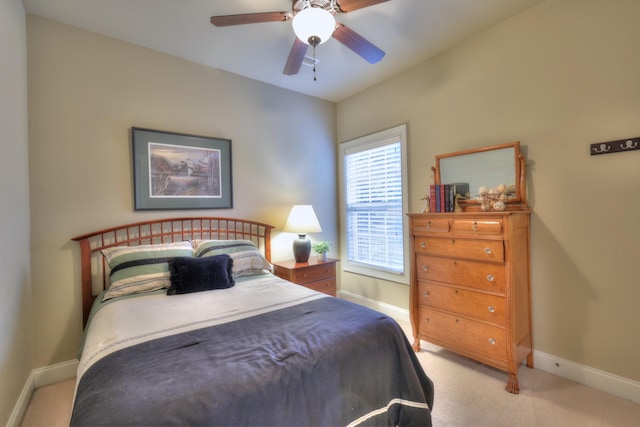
[345,140,404,273]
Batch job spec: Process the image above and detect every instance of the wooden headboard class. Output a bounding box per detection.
[71,217,274,326]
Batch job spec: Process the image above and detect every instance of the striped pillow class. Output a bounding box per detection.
[193,240,271,277]
[101,241,194,301]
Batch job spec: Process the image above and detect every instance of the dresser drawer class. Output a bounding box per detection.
[414,237,504,262]
[453,219,502,235]
[418,307,507,360]
[412,218,451,234]
[416,255,505,293]
[303,278,336,296]
[418,281,505,325]
[288,263,335,284]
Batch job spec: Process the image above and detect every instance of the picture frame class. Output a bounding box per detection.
[132,127,233,210]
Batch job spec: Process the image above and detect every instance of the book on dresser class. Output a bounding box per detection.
[428,184,468,213]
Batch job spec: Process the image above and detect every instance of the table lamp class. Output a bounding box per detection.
[283,205,322,263]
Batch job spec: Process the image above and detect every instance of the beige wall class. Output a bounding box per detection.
[337,0,640,382]
[26,15,337,368]
[0,0,32,425]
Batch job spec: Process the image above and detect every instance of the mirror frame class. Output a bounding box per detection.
[433,141,528,212]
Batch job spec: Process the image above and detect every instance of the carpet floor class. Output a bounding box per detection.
[20,322,640,426]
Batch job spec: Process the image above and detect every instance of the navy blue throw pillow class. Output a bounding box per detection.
[167,254,234,295]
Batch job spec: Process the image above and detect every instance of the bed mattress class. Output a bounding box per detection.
[71,273,434,426]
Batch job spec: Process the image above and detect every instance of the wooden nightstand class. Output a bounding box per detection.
[272,257,338,296]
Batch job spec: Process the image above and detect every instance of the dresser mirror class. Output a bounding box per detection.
[434,141,527,211]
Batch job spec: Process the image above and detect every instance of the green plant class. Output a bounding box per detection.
[312,241,331,254]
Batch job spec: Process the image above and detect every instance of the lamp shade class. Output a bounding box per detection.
[283,205,322,234]
[292,7,336,46]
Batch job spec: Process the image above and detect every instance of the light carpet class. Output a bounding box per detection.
[21,322,640,426]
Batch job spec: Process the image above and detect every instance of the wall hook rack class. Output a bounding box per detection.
[590,136,640,156]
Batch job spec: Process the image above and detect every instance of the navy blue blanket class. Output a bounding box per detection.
[71,297,433,426]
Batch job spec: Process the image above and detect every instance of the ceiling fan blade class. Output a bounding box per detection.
[336,0,391,13]
[210,12,289,27]
[333,24,385,64]
[283,38,309,75]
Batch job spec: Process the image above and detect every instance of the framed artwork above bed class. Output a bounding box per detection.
[132,127,233,210]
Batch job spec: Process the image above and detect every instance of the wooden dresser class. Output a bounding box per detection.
[408,211,533,393]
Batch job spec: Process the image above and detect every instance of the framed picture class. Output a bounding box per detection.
[132,127,233,210]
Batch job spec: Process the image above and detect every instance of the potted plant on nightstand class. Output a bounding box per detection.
[312,241,331,262]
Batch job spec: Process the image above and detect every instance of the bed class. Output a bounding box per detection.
[70,217,434,426]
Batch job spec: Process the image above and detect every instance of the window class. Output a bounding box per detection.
[339,124,409,284]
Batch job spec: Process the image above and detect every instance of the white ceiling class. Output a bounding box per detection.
[22,0,544,102]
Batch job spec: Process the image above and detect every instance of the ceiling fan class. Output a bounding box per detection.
[210,0,390,76]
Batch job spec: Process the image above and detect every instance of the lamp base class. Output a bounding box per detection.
[292,234,311,263]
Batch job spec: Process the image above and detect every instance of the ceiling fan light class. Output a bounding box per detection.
[292,7,336,46]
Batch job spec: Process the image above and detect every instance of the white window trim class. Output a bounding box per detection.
[338,124,410,285]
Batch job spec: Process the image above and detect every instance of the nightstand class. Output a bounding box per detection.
[272,257,338,296]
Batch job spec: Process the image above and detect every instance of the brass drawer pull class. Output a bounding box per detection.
[484,247,492,254]
[423,291,430,298]
[425,318,430,323]
[422,265,428,271]
[488,306,496,313]
[420,242,426,249]
[487,274,495,282]
[488,338,496,345]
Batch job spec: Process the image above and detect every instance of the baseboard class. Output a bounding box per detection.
[6,373,35,427]
[532,349,640,404]
[31,359,78,388]
[8,359,78,427]
[338,289,410,324]
[338,290,640,405]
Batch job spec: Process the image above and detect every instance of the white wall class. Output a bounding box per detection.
[0,0,32,425]
[26,15,337,368]
[337,0,640,383]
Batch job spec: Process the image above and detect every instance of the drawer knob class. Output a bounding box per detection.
[487,274,495,282]
[423,291,430,298]
[488,338,496,345]
[422,265,428,271]
[484,247,492,254]
[425,318,430,323]
[472,221,478,231]
[420,242,426,249]
[488,306,496,313]
[427,221,432,229]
